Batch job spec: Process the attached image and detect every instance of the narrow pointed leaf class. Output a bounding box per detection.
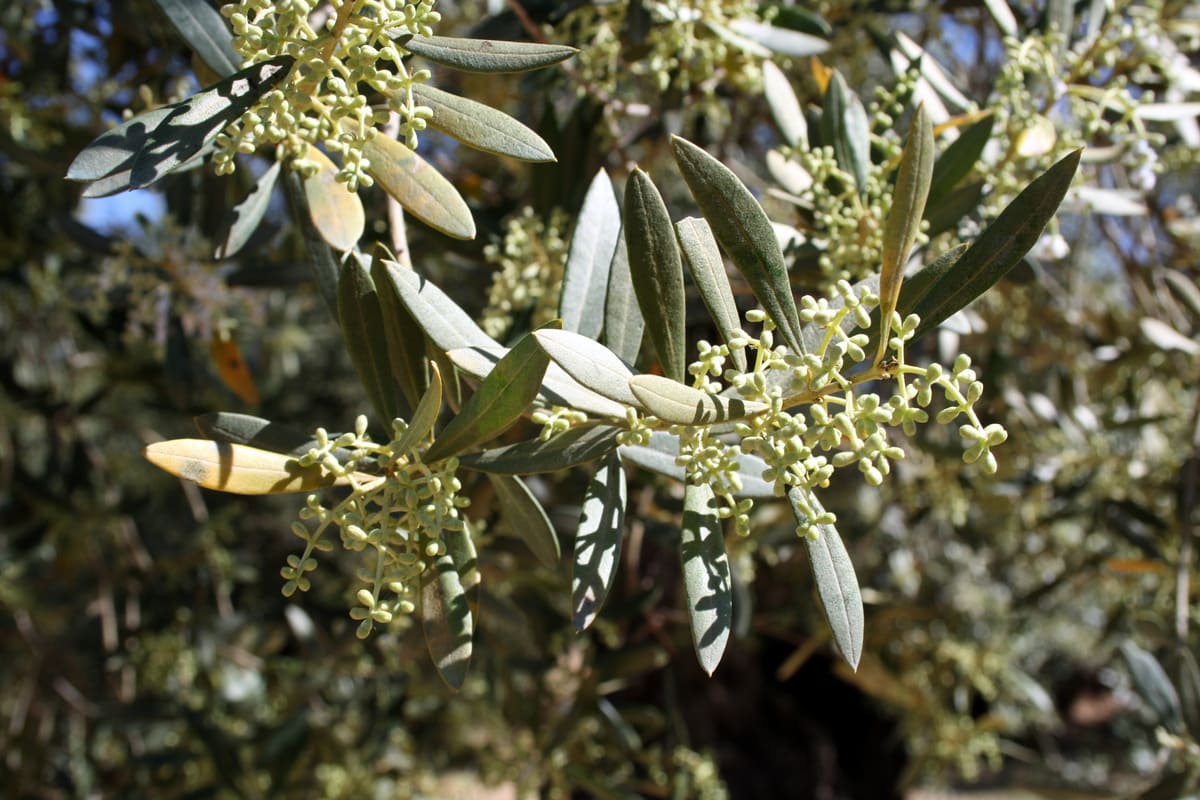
[625,169,686,383]
[404,35,577,73]
[560,169,621,338]
[928,114,994,208]
[144,439,355,494]
[629,374,767,425]
[925,180,985,238]
[573,452,627,631]
[1120,641,1184,732]
[194,412,323,456]
[789,488,863,670]
[728,19,828,57]
[676,217,747,372]
[421,548,474,690]
[426,328,552,461]
[66,106,175,181]
[460,425,622,474]
[603,236,644,365]
[282,169,339,317]
[444,520,480,619]
[910,150,1081,341]
[371,257,428,412]
[216,159,280,259]
[337,255,401,422]
[394,361,442,455]
[893,32,972,112]
[154,0,240,78]
[381,261,494,352]
[855,244,965,360]
[487,474,560,566]
[878,104,934,353]
[681,482,732,675]
[307,148,365,251]
[364,135,475,240]
[533,328,640,407]
[412,83,554,162]
[670,136,805,355]
[703,20,770,58]
[820,71,870,196]
[762,60,807,148]
[619,431,775,498]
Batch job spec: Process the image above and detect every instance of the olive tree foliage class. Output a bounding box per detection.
[2,0,1199,795]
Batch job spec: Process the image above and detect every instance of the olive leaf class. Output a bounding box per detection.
[421,547,474,690]
[820,71,871,196]
[559,169,621,339]
[193,412,326,457]
[629,374,767,425]
[762,59,808,148]
[681,482,732,675]
[307,148,366,251]
[459,425,622,474]
[364,135,476,240]
[216,159,281,259]
[394,361,443,456]
[412,83,554,162]
[676,217,748,372]
[371,255,428,413]
[144,439,357,495]
[153,0,240,78]
[573,451,627,631]
[928,113,994,208]
[337,254,401,423]
[487,474,561,567]
[533,328,641,407]
[671,136,805,356]
[604,235,645,366]
[403,35,577,73]
[618,431,776,499]
[625,168,687,383]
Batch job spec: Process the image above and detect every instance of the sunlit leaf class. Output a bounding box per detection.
[789,488,863,670]
[560,169,621,338]
[703,20,770,58]
[629,376,766,426]
[404,35,577,73]
[671,135,805,355]
[878,104,934,357]
[216,159,280,259]
[893,32,972,112]
[459,425,622,474]
[487,474,561,567]
[676,217,748,372]
[144,439,354,494]
[910,150,1081,341]
[337,254,401,422]
[381,260,494,352]
[763,61,807,148]
[573,451,627,631]
[1135,102,1200,122]
[533,328,640,407]
[364,135,475,240]
[154,0,240,78]
[728,19,828,57]
[426,328,552,462]
[603,236,645,365]
[412,83,554,162]
[394,361,442,455]
[681,482,732,675]
[1141,318,1200,355]
[306,148,365,251]
[210,332,260,405]
[625,168,687,383]
[421,547,474,690]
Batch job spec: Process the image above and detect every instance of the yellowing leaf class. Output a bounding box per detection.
[210,332,259,405]
[144,439,360,494]
[303,147,365,251]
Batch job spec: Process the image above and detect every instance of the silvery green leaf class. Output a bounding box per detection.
[603,236,644,365]
[371,255,427,414]
[394,360,443,455]
[412,83,554,162]
[681,482,732,675]
[625,168,687,383]
[981,0,1018,36]
[337,254,401,422]
[766,149,813,195]
[702,19,770,58]
[820,71,870,197]
[421,548,473,690]
[618,431,775,498]
[460,425,622,474]
[1120,641,1184,732]
[216,159,280,259]
[426,328,551,462]
[789,489,863,670]
[1070,186,1148,216]
[404,35,577,73]
[533,328,641,407]
[573,451,627,631]
[671,136,805,355]
[1135,102,1200,122]
[154,0,240,77]
[487,474,560,567]
[894,32,972,112]
[675,217,747,372]
[763,60,807,148]
[1140,318,1200,355]
[560,169,621,338]
[382,261,495,352]
[282,170,339,317]
[728,19,828,57]
[629,374,767,425]
[364,135,475,240]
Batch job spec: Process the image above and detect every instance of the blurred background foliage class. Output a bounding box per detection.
[2,0,1200,797]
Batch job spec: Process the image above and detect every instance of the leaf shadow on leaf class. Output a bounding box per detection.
[572,454,625,631]
[680,497,732,653]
